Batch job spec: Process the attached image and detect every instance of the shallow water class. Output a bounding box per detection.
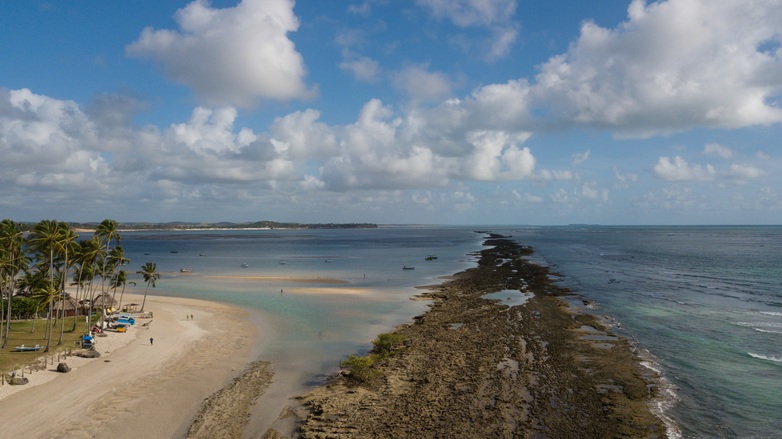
[117,227,483,429]
[114,225,781,437]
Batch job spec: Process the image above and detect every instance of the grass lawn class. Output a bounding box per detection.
[0,317,96,374]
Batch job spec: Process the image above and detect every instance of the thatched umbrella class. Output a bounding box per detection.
[92,293,118,310]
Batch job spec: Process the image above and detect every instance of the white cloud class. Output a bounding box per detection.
[572,150,590,165]
[392,65,453,103]
[416,0,516,27]
[755,151,772,160]
[0,88,111,193]
[416,0,520,61]
[653,156,717,182]
[513,190,542,204]
[461,130,534,180]
[704,142,733,158]
[126,0,312,108]
[166,107,250,156]
[270,109,339,160]
[725,164,764,180]
[340,57,382,82]
[487,25,519,61]
[579,181,609,202]
[530,0,782,136]
[613,167,638,188]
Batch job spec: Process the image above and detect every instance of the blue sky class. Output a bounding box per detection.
[1,0,781,225]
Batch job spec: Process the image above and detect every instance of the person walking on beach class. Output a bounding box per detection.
[150,337,154,346]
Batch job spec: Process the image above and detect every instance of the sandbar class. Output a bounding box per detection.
[205,275,349,284]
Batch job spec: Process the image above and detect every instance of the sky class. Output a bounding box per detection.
[1,0,781,225]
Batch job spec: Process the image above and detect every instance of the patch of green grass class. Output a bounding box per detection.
[0,317,95,374]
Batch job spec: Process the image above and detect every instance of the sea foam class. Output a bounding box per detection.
[748,353,782,364]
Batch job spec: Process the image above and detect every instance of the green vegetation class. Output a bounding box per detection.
[371,332,406,358]
[339,332,407,384]
[0,316,98,374]
[0,218,160,374]
[339,354,379,384]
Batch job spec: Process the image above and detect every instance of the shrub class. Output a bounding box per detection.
[339,354,378,384]
[372,332,405,357]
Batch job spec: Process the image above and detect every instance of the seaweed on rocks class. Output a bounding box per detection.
[296,238,667,438]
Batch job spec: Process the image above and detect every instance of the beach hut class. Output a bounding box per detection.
[92,293,118,311]
[53,296,80,317]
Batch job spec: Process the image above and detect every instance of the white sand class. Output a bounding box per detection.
[0,293,261,439]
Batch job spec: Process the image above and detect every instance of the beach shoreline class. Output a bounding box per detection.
[294,236,668,437]
[0,292,263,438]
[0,235,670,438]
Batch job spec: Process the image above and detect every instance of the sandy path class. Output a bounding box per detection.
[0,293,261,439]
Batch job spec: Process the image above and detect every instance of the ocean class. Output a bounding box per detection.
[505,225,782,439]
[116,225,781,437]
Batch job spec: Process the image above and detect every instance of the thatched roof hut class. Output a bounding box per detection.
[92,293,118,310]
[54,296,80,317]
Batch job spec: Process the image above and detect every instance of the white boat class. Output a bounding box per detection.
[180,268,192,273]
[15,344,43,352]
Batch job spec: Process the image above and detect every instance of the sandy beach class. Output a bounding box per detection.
[0,236,669,438]
[0,293,261,439]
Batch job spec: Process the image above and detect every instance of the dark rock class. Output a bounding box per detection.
[9,376,29,385]
[57,362,71,373]
[75,349,101,358]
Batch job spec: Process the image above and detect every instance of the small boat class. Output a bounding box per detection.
[180,268,192,273]
[15,344,43,352]
[144,252,150,255]
[170,250,179,254]
[241,263,249,268]
[199,253,206,256]
[279,260,287,265]
[403,266,415,270]
[425,255,438,260]
[81,335,95,349]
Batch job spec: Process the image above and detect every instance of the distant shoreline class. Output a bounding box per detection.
[59,221,379,233]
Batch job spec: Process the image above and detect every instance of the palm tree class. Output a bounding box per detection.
[28,219,66,352]
[113,271,135,312]
[137,262,160,313]
[108,246,129,305]
[31,283,59,343]
[72,237,102,332]
[17,271,47,333]
[95,219,120,297]
[56,222,78,345]
[0,219,27,348]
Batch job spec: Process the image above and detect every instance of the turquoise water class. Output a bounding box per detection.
[116,225,781,437]
[507,226,782,439]
[118,227,483,427]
